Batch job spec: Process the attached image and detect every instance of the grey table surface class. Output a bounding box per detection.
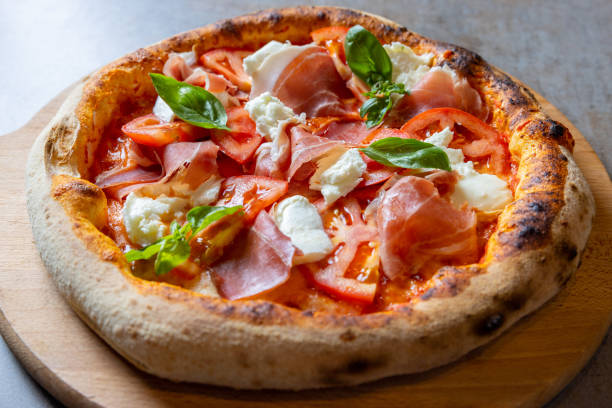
[0,0,610,406]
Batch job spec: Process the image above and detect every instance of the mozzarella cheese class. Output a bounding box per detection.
[316,149,367,205]
[152,96,175,123]
[243,41,316,97]
[383,42,433,89]
[273,195,333,264]
[123,193,189,246]
[425,127,512,212]
[244,92,304,164]
[189,175,223,207]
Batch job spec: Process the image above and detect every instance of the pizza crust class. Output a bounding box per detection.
[26,6,594,389]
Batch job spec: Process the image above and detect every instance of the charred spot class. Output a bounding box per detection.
[421,288,435,300]
[302,309,314,317]
[217,20,241,38]
[221,304,236,316]
[267,12,282,25]
[548,121,566,140]
[527,201,547,213]
[558,241,578,261]
[474,313,505,336]
[500,293,528,311]
[316,10,327,20]
[340,330,356,342]
[245,303,275,324]
[509,97,527,106]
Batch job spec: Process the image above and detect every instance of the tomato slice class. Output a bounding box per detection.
[210,107,262,164]
[400,107,509,174]
[200,49,251,92]
[121,114,204,147]
[216,176,288,223]
[310,26,349,44]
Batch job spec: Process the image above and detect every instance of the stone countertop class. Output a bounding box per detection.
[0,1,609,406]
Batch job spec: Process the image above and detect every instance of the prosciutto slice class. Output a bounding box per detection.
[96,141,219,200]
[386,68,488,126]
[377,176,478,279]
[316,120,371,145]
[272,47,353,118]
[287,127,344,181]
[212,211,295,300]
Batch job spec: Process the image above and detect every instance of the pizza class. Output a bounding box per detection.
[26,7,594,389]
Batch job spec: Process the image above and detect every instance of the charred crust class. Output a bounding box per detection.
[216,20,241,39]
[322,355,388,384]
[557,241,578,261]
[339,330,356,342]
[474,313,505,336]
[419,266,483,301]
[267,11,283,25]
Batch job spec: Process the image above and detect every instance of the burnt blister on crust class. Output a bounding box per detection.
[474,313,505,336]
[321,355,389,385]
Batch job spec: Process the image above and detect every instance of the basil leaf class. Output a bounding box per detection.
[364,80,408,98]
[154,236,191,275]
[359,137,451,171]
[125,242,163,262]
[359,96,393,128]
[345,25,392,86]
[150,73,230,130]
[187,205,243,235]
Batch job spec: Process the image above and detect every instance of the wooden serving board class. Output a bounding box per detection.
[0,84,610,408]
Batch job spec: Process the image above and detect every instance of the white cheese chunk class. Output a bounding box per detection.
[152,96,175,123]
[316,149,367,205]
[243,41,315,97]
[123,193,189,246]
[244,92,302,142]
[274,195,333,264]
[425,127,513,212]
[383,42,433,89]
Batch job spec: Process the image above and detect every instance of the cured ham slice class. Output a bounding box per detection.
[272,47,353,118]
[212,211,295,300]
[162,52,198,81]
[96,141,219,200]
[287,127,344,181]
[386,68,488,127]
[377,176,478,279]
[315,120,370,145]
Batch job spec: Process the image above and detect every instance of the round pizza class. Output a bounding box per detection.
[26,6,594,389]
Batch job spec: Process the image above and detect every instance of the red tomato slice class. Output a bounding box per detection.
[216,176,288,223]
[400,107,509,174]
[200,49,251,92]
[211,107,262,164]
[121,114,204,147]
[310,26,349,44]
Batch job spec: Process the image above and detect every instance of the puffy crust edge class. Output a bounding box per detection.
[26,6,595,389]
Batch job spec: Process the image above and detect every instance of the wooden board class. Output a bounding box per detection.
[0,85,610,408]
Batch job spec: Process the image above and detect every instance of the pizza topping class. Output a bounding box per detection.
[216,175,288,223]
[92,25,518,311]
[211,210,295,300]
[360,137,451,171]
[424,127,512,212]
[210,106,262,164]
[125,205,243,275]
[149,73,230,130]
[313,148,367,205]
[273,195,334,264]
[382,42,434,90]
[243,41,317,98]
[378,176,478,279]
[272,46,353,118]
[123,192,189,247]
[304,198,379,303]
[344,25,410,127]
[386,67,488,126]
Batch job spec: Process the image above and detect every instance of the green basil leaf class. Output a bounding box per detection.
[150,73,230,130]
[154,236,191,275]
[359,96,393,128]
[125,242,163,262]
[359,137,451,171]
[187,205,244,235]
[345,25,392,86]
[364,80,409,98]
